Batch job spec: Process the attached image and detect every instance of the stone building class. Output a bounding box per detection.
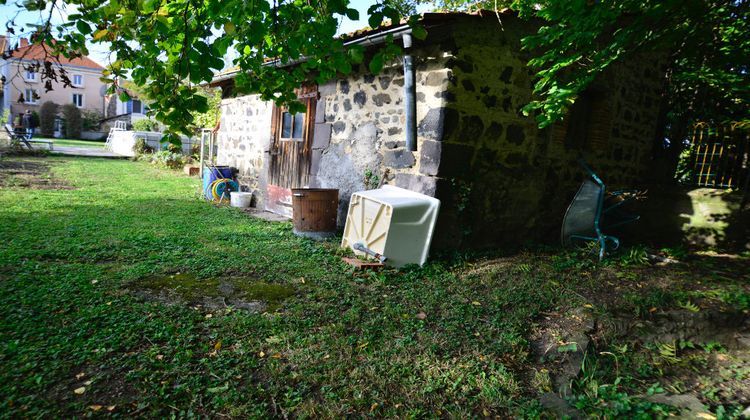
[210,11,665,249]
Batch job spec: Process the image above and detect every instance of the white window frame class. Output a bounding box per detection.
[24,70,37,82]
[24,88,38,104]
[279,110,305,142]
[72,74,84,87]
[72,93,85,108]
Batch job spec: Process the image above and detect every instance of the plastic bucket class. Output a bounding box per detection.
[230,191,253,208]
[202,166,232,200]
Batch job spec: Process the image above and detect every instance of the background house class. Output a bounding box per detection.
[103,84,151,128]
[1,36,106,124]
[209,11,666,249]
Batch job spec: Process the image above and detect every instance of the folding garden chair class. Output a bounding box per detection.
[561,159,640,260]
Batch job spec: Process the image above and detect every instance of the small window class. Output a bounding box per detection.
[25,70,36,82]
[24,88,38,104]
[72,74,83,87]
[280,111,305,141]
[127,99,143,114]
[72,93,84,108]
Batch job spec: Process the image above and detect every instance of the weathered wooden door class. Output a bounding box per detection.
[266,85,318,217]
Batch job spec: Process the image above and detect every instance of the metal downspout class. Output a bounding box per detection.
[402,33,417,152]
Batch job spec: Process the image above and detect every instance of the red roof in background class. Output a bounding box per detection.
[7,39,104,71]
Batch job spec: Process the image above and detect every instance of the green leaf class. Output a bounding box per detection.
[368,12,383,29]
[368,53,384,74]
[75,21,91,35]
[557,343,578,353]
[348,45,364,64]
[345,8,359,21]
[411,25,427,40]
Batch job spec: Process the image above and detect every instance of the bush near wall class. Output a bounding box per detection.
[61,104,82,139]
[39,102,59,137]
[132,118,160,132]
[81,109,103,131]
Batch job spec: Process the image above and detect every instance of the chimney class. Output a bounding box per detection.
[20,38,29,47]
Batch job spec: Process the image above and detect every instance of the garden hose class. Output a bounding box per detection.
[209,178,239,203]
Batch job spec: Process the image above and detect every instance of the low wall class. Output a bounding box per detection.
[81,131,107,141]
[109,131,196,157]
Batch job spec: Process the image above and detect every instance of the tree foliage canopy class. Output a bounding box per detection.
[1,0,418,141]
[1,0,747,139]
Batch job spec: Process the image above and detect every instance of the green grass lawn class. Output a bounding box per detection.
[51,138,106,148]
[1,156,748,417]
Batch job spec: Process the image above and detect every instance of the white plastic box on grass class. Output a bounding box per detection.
[341,185,440,268]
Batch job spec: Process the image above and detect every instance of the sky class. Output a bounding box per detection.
[0,0,431,71]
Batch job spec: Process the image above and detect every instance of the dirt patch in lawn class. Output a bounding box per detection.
[0,159,74,189]
[128,273,295,313]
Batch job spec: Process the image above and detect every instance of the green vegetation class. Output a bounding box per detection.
[60,104,82,139]
[39,101,59,138]
[0,157,747,417]
[132,118,161,133]
[51,138,106,148]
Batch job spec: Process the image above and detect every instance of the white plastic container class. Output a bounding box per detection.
[341,185,440,267]
[230,191,253,208]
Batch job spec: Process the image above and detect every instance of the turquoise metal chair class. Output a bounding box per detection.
[561,160,640,260]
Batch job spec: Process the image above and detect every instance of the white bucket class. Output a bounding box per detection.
[230,191,253,208]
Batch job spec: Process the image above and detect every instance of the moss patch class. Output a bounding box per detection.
[132,273,295,312]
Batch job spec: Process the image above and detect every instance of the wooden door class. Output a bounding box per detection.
[266,84,318,217]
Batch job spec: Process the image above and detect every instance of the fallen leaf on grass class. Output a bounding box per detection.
[370,403,379,413]
[271,353,282,359]
[214,341,222,351]
[156,354,164,360]
[107,405,116,411]
[259,351,265,358]
[207,384,228,393]
[416,312,427,320]
[471,301,482,306]
[91,280,98,285]
[74,387,86,395]
[75,372,86,380]
[84,380,92,386]
[205,313,213,319]
[89,405,103,411]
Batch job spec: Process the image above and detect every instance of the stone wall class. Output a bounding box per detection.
[425,17,666,248]
[216,94,272,205]
[214,15,666,250]
[310,46,449,225]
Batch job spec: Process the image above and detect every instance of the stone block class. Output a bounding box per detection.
[312,123,332,150]
[394,173,437,196]
[315,99,326,123]
[419,140,441,176]
[384,139,405,149]
[384,148,415,169]
[417,107,445,141]
[309,149,323,175]
[318,81,337,97]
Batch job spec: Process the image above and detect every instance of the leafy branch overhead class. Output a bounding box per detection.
[1,0,421,141]
[1,0,746,139]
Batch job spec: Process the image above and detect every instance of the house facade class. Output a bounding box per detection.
[210,12,666,248]
[1,36,106,124]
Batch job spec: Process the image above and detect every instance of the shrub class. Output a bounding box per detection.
[133,138,154,157]
[166,142,182,154]
[39,101,59,137]
[81,109,103,131]
[30,111,40,128]
[132,118,159,132]
[149,150,185,169]
[60,104,82,139]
